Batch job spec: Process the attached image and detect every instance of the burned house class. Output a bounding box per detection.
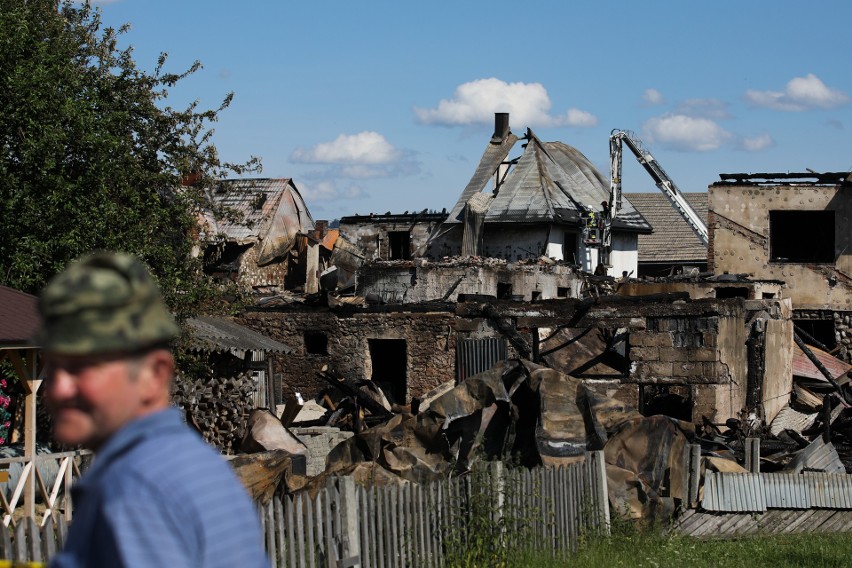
[338,211,446,261]
[198,178,315,292]
[627,192,708,278]
[708,172,852,363]
[425,113,652,276]
[239,291,792,426]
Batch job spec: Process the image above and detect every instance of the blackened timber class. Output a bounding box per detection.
[318,365,394,418]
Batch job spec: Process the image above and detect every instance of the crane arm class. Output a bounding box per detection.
[608,129,709,246]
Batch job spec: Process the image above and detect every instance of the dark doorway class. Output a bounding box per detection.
[563,232,578,264]
[769,210,835,263]
[388,231,411,260]
[640,384,693,422]
[497,282,513,299]
[368,339,407,404]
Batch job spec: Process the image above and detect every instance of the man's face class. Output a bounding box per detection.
[44,352,149,450]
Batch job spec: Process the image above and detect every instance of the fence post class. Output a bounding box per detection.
[745,438,760,473]
[337,476,361,568]
[491,461,505,545]
[589,451,610,535]
[688,444,701,508]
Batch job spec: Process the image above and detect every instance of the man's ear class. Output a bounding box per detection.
[140,350,175,405]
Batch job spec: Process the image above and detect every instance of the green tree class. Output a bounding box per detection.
[0,0,258,316]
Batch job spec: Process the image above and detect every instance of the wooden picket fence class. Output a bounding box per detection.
[0,516,66,567]
[0,451,609,567]
[259,451,610,568]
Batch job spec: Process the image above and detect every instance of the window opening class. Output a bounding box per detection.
[716,287,749,299]
[388,231,411,260]
[304,331,328,355]
[769,210,835,263]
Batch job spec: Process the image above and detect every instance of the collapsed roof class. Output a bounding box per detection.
[444,122,651,233]
[200,178,315,266]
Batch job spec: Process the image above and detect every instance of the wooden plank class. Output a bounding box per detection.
[0,524,10,561]
[285,495,297,568]
[306,489,318,568]
[13,521,26,562]
[273,496,285,568]
[294,492,306,568]
[41,516,56,561]
[376,486,386,568]
[323,485,334,568]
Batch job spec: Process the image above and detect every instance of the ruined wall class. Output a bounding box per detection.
[762,299,794,423]
[338,218,441,260]
[236,244,288,291]
[357,260,583,304]
[709,183,852,311]
[237,308,457,402]
[617,280,783,300]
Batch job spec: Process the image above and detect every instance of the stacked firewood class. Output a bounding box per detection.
[172,372,257,453]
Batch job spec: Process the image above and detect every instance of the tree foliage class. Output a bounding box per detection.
[0,0,258,316]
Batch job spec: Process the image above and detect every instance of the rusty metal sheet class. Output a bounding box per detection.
[792,342,852,383]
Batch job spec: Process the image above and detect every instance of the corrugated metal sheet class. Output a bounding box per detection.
[804,472,852,508]
[456,338,507,381]
[762,473,810,508]
[788,436,846,474]
[702,472,765,512]
[703,471,852,512]
[186,316,292,355]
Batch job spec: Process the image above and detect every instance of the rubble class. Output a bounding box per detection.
[280,345,852,522]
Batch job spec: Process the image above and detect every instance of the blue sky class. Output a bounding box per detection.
[94,0,852,221]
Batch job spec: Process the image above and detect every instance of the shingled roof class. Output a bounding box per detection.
[446,130,651,232]
[627,192,708,263]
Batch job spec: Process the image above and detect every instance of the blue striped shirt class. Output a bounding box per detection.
[50,408,270,568]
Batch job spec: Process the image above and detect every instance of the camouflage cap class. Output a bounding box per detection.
[36,252,180,355]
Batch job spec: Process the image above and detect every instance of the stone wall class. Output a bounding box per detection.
[238,308,457,403]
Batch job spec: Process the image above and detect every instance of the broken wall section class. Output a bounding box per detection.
[709,182,852,312]
[238,308,457,404]
[357,258,583,304]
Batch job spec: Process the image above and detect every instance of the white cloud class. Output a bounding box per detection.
[675,98,731,120]
[298,181,366,202]
[414,78,597,128]
[643,89,664,105]
[741,134,774,152]
[745,74,849,111]
[565,108,598,127]
[291,132,400,165]
[643,114,731,151]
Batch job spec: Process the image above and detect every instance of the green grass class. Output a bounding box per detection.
[522,531,852,568]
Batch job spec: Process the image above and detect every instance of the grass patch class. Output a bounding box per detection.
[522,531,852,568]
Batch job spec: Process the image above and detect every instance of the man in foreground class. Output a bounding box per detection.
[38,252,270,568]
